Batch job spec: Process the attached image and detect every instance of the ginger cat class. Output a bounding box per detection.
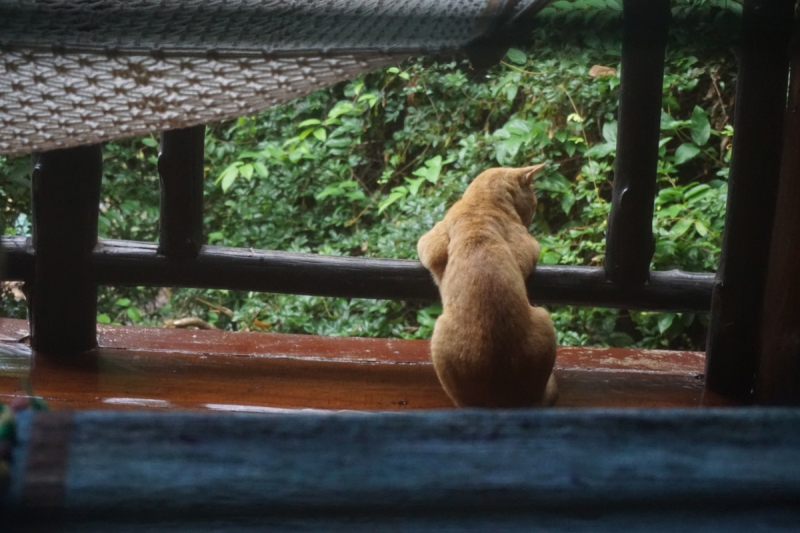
[417,165,558,407]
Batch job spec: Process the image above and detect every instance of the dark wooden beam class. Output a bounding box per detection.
[28,146,103,355]
[755,21,800,406]
[4,409,800,529]
[1,236,714,311]
[604,0,671,286]
[704,0,795,402]
[157,126,205,258]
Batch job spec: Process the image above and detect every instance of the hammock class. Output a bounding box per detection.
[0,0,550,155]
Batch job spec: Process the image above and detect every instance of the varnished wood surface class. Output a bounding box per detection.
[0,318,706,411]
[4,409,800,531]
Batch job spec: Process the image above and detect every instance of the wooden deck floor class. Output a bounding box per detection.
[0,318,708,411]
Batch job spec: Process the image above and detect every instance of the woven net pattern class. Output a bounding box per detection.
[0,0,543,155]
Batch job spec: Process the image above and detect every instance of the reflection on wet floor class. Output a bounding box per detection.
[0,318,710,411]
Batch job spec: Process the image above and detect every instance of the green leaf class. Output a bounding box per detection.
[657,204,683,219]
[115,298,131,307]
[357,92,378,104]
[660,112,690,132]
[602,121,617,144]
[312,128,327,142]
[492,72,516,98]
[297,119,321,128]
[220,166,239,192]
[207,231,224,244]
[127,306,142,323]
[297,128,315,140]
[378,187,408,214]
[325,137,353,148]
[416,303,442,329]
[387,67,399,74]
[507,48,527,64]
[328,101,354,120]
[694,221,709,237]
[412,155,447,184]
[690,105,711,146]
[684,184,710,202]
[658,313,676,334]
[405,176,426,196]
[536,173,571,193]
[142,137,158,147]
[540,250,561,265]
[670,218,693,238]
[505,119,531,136]
[97,314,111,324]
[239,163,254,181]
[560,191,576,215]
[505,84,518,103]
[261,145,284,159]
[253,161,269,178]
[674,143,701,165]
[584,142,615,158]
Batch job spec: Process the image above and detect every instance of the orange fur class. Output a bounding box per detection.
[417,165,558,407]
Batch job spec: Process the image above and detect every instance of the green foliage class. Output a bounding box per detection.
[0,3,739,350]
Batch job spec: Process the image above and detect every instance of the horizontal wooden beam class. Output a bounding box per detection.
[4,408,800,529]
[0,236,714,312]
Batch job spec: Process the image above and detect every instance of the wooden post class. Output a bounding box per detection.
[755,21,800,405]
[603,0,670,286]
[704,0,795,402]
[157,125,205,258]
[29,145,103,354]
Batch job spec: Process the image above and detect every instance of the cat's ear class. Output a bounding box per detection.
[517,163,546,187]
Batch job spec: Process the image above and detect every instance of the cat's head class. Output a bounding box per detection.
[468,164,545,226]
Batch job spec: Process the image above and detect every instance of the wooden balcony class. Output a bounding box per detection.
[0,318,709,412]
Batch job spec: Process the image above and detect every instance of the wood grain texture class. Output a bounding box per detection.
[0,236,714,311]
[29,145,103,355]
[604,0,670,286]
[704,0,795,401]
[3,408,800,530]
[0,319,705,411]
[756,21,800,405]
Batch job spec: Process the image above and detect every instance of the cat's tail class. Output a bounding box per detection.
[543,372,559,406]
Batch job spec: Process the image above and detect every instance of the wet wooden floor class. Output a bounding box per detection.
[0,318,708,411]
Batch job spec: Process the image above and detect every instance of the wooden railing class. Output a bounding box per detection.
[1,0,799,407]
